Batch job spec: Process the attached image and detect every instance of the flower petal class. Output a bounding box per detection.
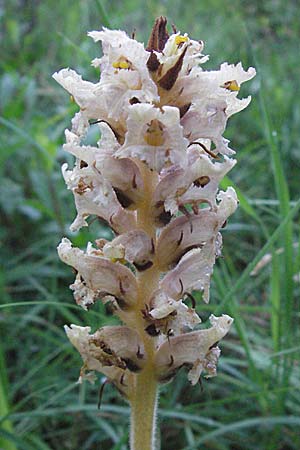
[149,291,201,336]
[53,69,107,120]
[65,324,134,396]
[104,230,154,271]
[62,163,136,233]
[177,156,236,209]
[70,273,100,310]
[155,210,219,271]
[160,241,216,304]
[179,63,256,152]
[99,157,144,209]
[58,238,138,309]
[92,325,146,372]
[89,28,158,119]
[152,154,236,221]
[155,314,233,383]
[116,104,189,172]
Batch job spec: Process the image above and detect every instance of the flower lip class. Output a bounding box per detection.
[116,103,188,172]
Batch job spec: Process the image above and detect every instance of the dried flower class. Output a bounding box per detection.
[54,17,255,450]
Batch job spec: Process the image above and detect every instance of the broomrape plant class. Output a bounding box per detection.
[54,17,255,450]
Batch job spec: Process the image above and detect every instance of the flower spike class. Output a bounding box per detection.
[54,16,255,450]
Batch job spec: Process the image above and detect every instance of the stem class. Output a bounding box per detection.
[130,365,158,450]
[129,162,160,450]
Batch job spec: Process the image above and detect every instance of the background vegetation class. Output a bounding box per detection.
[1,0,300,448]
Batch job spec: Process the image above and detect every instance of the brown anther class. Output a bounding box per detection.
[115,296,128,310]
[179,205,190,217]
[131,29,136,39]
[171,23,177,34]
[177,230,184,246]
[99,341,113,355]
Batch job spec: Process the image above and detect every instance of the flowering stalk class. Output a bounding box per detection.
[54,17,255,450]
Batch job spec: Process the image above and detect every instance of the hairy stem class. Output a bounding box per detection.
[129,162,160,450]
[130,362,158,450]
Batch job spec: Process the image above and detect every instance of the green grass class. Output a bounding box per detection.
[1,0,300,449]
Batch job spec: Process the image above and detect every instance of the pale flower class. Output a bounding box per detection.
[54,16,255,450]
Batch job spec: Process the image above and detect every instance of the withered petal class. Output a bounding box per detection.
[158,46,188,91]
[65,324,134,396]
[146,16,169,52]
